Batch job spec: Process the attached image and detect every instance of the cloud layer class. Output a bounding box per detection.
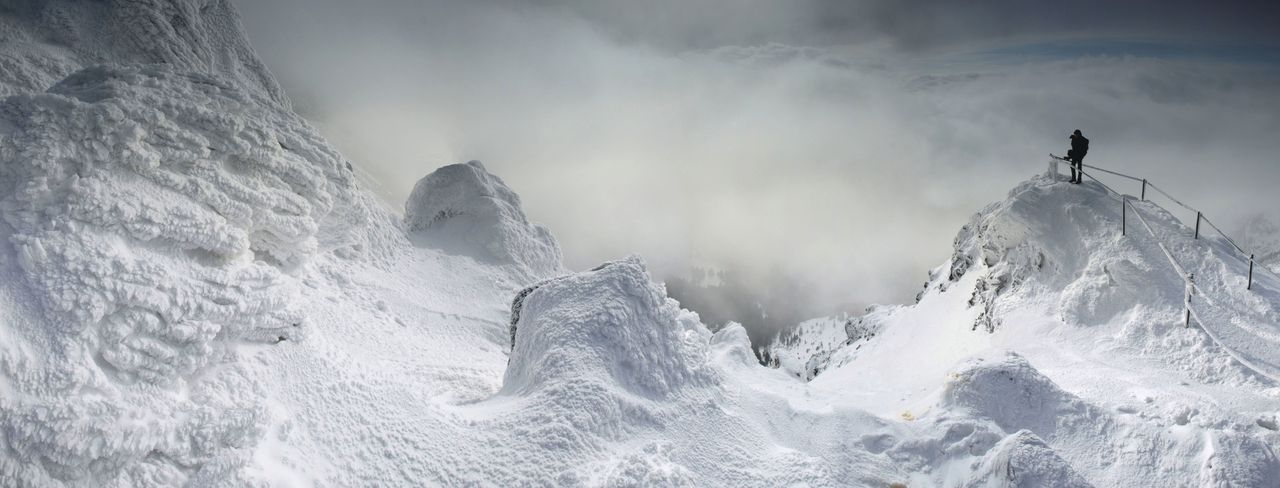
[235,0,1280,340]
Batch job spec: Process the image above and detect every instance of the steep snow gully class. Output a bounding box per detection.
[2,1,1280,487]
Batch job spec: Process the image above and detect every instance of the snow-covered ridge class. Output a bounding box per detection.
[2,1,1279,485]
[780,172,1280,386]
[0,0,287,105]
[769,172,1280,485]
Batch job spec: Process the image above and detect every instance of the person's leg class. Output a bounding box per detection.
[1074,160,1083,183]
[1066,150,1077,182]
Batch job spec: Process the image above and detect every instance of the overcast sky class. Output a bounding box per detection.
[234,0,1280,336]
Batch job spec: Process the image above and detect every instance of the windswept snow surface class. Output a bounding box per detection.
[2,2,1280,486]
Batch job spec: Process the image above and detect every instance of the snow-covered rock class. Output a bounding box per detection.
[0,62,383,485]
[503,257,714,398]
[763,308,888,380]
[964,430,1092,488]
[405,160,563,279]
[0,0,287,104]
[941,352,1090,437]
[709,322,757,367]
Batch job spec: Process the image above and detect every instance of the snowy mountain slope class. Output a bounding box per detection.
[762,309,885,381]
[796,172,1280,486]
[2,2,1279,486]
[189,166,1280,486]
[0,0,287,105]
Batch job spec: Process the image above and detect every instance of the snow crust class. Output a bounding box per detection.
[405,160,563,279]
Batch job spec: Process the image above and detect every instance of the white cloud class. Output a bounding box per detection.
[236,0,1280,332]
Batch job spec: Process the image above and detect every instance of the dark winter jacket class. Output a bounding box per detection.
[1070,134,1089,157]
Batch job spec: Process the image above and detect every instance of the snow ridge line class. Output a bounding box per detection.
[1065,161,1280,383]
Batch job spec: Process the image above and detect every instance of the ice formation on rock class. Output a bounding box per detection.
[0,0,287,104]
[405,160,563,279]
[0,63,375,484]
[503,256,714,398]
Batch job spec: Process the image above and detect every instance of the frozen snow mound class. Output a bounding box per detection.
[709,322,757,367]
[0,0,287,104]
[405,160,563,278]
[964,430,1092,488]
[502,257,714,398]
[941,352,1089,440]
[0,63,374,484]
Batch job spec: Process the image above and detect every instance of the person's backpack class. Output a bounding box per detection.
[1080,136,1089,155]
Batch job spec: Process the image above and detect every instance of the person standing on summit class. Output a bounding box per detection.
[1067,129,1089,184]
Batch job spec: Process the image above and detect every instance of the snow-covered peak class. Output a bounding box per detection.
[779,171,1280,380]
[405,160,563,279]
[765,170,1280,485]
[0,0,287,105]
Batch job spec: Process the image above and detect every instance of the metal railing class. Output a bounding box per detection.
[1051,158,1278,322]
[1073,160,1273,291]
[1051,157,1280,381]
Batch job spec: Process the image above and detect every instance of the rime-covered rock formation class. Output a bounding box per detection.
[0,0,287,104]
[0,59,380,488]
[502,257,714,398]
[405,160,563,279]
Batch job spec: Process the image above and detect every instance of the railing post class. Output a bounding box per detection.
[1140,179,1147,201]
[1121,197,1127,236]
[1194,212,1201,239]
[1185,273,1194,328]
[1248,254,1255,291]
